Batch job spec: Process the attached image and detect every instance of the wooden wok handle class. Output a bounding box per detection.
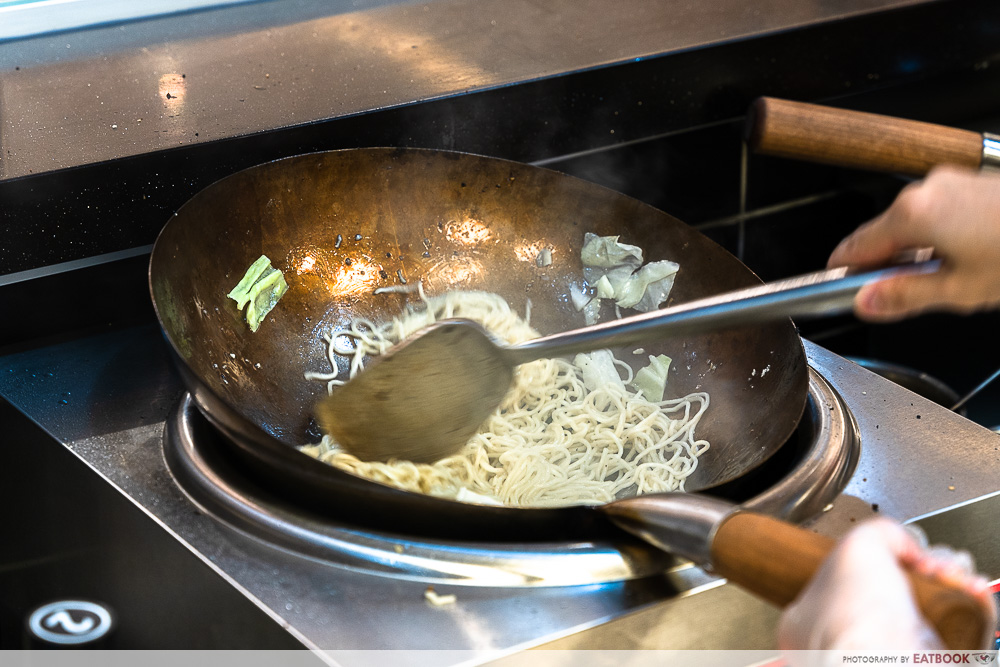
[711,512,991,650]
[746,96,983,177]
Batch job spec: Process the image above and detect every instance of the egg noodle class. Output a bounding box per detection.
[301,288,710,507]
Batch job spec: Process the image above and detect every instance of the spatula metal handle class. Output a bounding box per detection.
[506,257,940,365]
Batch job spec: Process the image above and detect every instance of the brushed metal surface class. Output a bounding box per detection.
[2,324,1000,652]
[912,490,1000,582]
[0,0,932,180]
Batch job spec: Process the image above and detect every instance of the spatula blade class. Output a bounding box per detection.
[315,320,515,463]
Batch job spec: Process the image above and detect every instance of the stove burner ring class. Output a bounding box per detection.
[164,367,857,586]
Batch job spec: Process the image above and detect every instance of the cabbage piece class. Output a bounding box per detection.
[574,350,625,393]
[581,233,643,269]
[594,275,615,299]
[227,255,273,310]
[585,264,637,287]
[245,267,289,332]
[569,283,594,311]
[631,267,678,313]
[602,265,635,296]
[630,354,672,402]
[615,260,679,310]
[581,265,635,324]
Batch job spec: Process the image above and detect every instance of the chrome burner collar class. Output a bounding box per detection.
[742,369,859,522]
[164,367,855,587]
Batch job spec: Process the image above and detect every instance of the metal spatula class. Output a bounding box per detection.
[315,256,939,463]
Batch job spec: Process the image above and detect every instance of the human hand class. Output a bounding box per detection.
[828,166,1000,321]
[778,518,996,653]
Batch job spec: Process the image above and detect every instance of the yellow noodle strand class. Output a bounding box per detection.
[301,291,710,507]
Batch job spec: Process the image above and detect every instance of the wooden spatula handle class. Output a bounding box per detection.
[710,512,991,650]
[746,96,983,177]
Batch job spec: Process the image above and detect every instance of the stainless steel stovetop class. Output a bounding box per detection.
[2,319,999,658]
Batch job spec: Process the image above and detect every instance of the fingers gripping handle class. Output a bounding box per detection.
[710,512,992,650]
[746,97,983,177]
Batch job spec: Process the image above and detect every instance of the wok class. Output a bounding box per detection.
[149,147,808,539]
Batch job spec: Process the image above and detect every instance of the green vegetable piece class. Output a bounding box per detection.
[570,282,594,311]
[227,255,273,310]
[582,298,602,325]
[615,260,679,310]
[227,254,290,332]
[574,350,626,393]
[631,354,672,402]
[602,265,635,296]
[245,268,289,332]
[595,274,615,299]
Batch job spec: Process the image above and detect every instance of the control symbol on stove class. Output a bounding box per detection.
[27,600,114,645]
[44,610,95,635]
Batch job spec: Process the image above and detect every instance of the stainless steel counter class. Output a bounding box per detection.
[0,0,936,180]
[1,320,998,656]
